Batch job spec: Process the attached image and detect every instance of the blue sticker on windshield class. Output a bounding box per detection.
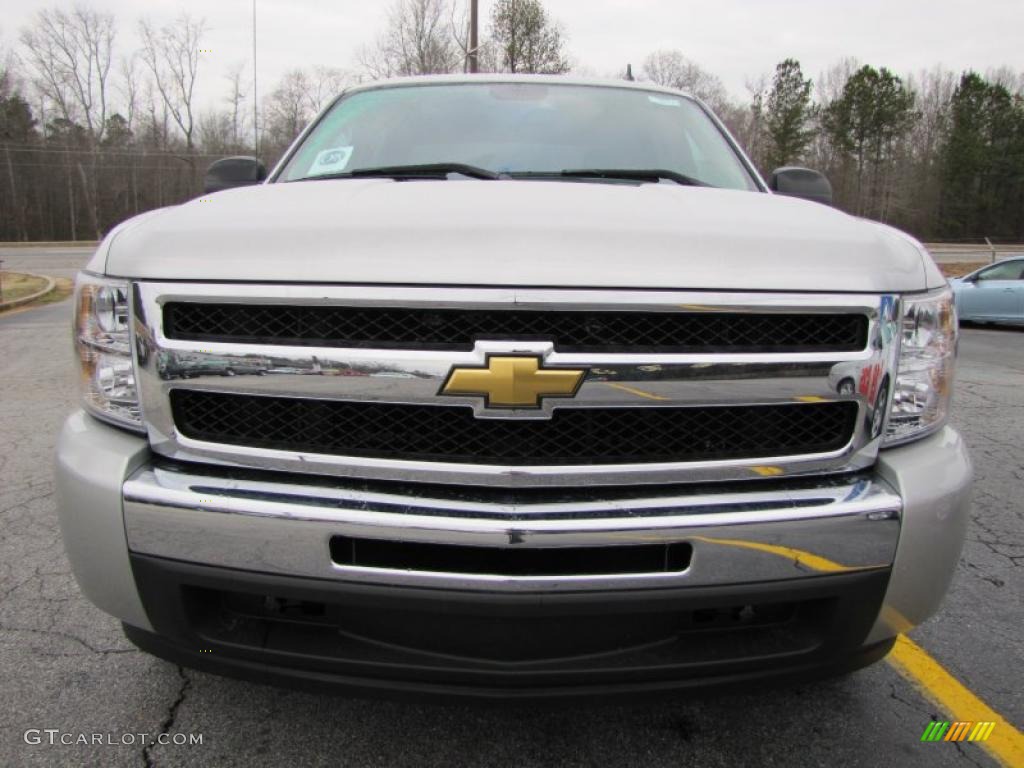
[648,95,681,107]
[308,147,354,176]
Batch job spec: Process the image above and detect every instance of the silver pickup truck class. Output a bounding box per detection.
[57,75,971,700]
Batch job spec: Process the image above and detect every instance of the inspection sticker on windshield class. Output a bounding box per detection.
[308,146,354,176]
[648,95,681,107]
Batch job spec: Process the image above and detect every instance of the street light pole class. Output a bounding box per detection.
[252,0,259,158]
[468,0,479,74]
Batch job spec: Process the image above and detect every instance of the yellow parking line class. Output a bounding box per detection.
[602,382,670,401]
[695,536,1023,765]
[888,634,1024,767]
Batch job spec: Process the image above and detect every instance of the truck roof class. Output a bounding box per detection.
[340,73,701,103]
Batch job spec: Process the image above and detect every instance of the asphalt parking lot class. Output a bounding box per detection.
[0,247,1021,767]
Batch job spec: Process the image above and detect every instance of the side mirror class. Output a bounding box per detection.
[769,167,833,206]
[203,156,267,194]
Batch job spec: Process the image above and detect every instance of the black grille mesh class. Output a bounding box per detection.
[163,303,867,353]
[171,391,857,466]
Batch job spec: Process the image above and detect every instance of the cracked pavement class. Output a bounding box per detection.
[0,247,1020,767]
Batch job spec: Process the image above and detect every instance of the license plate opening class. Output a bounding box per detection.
[329,536,693,577]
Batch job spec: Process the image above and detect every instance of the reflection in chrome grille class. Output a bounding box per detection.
[135,283,895,486]
[163,303,868,353]
[171,390,858,466]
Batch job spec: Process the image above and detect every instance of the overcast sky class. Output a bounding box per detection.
[1,0,1021,112]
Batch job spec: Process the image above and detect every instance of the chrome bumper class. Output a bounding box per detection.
[58,413,972,641]
[123,464,901,593]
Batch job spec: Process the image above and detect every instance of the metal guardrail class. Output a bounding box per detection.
[0,241,99,249]
[922,243,1024,265]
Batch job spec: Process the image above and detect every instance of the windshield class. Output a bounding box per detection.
[277,82,759,190]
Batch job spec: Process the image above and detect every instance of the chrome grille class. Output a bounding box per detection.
[132,283,898,488]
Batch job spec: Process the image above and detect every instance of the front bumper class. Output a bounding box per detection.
[55,411,972,698]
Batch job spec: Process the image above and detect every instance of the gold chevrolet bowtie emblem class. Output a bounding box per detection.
[441,356,586,408]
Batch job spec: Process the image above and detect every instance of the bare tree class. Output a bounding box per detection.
[722,74,769,171]
[448,0,471,72]
[986,65,1024,96]
[224,61,248,149]
[489,0,569,75]
[907,68,955,162]
[114,53,142,213]
[19,7,115,142]
[308,65,352,113]
[816,57,860,105]
[901,66,956,232]
[359,0,460,79]
[197,109,235,155]
[117,54,140,134]
[262,68,313,160]
[0,31,19,91]
[140,79,168,151]
[806,57,861,201]
[138,12,205,154]
[19,6,116,238]
[640,50,728,113]
[446,0,499,73]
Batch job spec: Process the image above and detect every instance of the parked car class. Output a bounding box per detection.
[950,256,1024,326]
[58,75,970,701]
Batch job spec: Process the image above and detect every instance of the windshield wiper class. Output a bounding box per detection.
[297,163,501,182]
[514,168,712,187]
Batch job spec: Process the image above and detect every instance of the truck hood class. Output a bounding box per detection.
[101,179,931,292]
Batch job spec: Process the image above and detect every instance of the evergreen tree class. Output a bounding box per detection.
[101,114,133,148]
[764,59,813,169]
[822,65,916,218]
[0,89,38,241]
[939,73,1024,240]
[0,92,36,143]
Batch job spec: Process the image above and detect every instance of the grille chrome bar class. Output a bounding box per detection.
[132,283,900,488]
[163,302,868,353]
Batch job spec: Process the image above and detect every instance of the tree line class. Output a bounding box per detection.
[1,0,1022,243]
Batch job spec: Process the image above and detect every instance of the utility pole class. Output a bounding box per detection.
[252,0,259,158]
[468,0,479,73]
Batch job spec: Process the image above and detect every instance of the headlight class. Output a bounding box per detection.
[74,273,143,431]
[883,288,957,446]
